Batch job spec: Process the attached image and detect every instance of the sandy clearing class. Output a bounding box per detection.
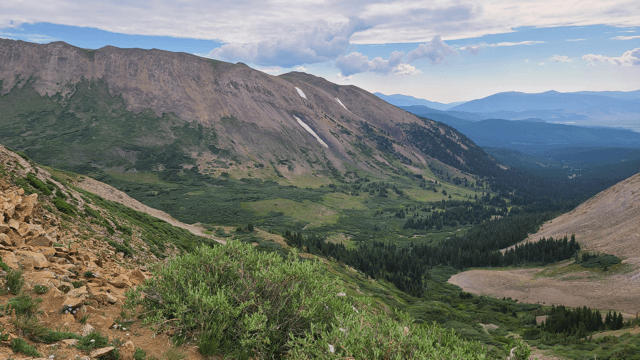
[449,267,640,315]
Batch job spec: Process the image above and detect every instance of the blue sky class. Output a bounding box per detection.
[1,0,639,103]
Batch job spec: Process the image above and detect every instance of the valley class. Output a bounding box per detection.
[0,38,640,360]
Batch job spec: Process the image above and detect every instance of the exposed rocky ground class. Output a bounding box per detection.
[0,146,209,359]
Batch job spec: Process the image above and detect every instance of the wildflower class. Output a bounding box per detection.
[329,344,335,353]
[337,292,346,297]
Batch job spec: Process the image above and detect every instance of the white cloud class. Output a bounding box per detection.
[2,1,639,48]
[296,66,307,72]
[551,55,572,63]
[335,51,404,76]
[611,35,640,40]
[0,31,58,43]
[392,64,422,76]
[206,18,368,67]
[460,40,545,54]
[336,73,353,81]
[525,59,529,63]
[566,38,586,41]
[582,48,640,66]
[406,35,458,64]
[538,62,545,66]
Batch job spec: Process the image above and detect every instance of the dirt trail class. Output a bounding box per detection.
[75,176,226,245]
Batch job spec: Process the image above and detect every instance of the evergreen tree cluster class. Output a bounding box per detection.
[541,305,625,337]
[503,235,580,266]
[284,213,580,297]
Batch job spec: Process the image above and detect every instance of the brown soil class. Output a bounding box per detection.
[449,267,640,315]
[451,173,640,315]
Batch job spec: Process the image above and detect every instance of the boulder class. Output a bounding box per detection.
[63,285,88,309]
[14,250,49,269]
[90,346,115,358]
[0,251,19,270]
[0,233,11,246]
[81,323,95,336]
[26,234,54,247]
[108,274,131,288]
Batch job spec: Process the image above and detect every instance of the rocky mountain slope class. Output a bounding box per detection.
[0,143,225,359]
[525,172,640,266]
[0,39,498,181]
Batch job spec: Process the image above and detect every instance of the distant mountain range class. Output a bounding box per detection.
[380,90,640,131]
[374,93,465,111]
[400,105,640,155]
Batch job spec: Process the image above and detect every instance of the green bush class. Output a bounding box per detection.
[10,338,41,357]
[33,284,49,294]
[26,173,52,196]
[53,197,76,215]
[127,242,489,359]
[2,294,41,316]
[6,268,25,295]
[77,330,109,351]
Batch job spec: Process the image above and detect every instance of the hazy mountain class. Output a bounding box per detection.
[0,39,498,181]
[374,92,465,110]
[449,90,640,113]
[399,105,640,154]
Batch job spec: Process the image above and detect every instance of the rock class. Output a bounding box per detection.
[87,315,114,330]
[81,323,95,336]
[26,234,54,247]
[0,251,19,270]
[0,223,9,233]
[90,346,115,358]
[63,285,89,309]
[8,219,19,230]
[108,274,131,288]
[14,250,49,268]
[120,340,136,360]
[61,338,79,346]
[129,269,148,285]
[93,292,118,305]
[94,258,103,268]
[59,312,75,324]
[0,233,11,246]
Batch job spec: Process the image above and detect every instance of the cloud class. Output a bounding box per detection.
[335,51,405,76]
[582,48,640,66]
[256,66,282,75]
[392,64,422,76]
[538,62,545,66]
[406,35,458,64]
[611,35,640,40]
[551,55,572,63]
[460,40,545,54]
[334,35,455,76]
[0,31,58,43]
[566,38,586,41]
[206,18,369,67]
[2,1,639,49]
[296,66,307,72]
[336,73,353,81]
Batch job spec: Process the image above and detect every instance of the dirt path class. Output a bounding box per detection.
[449,267,640,315]
[75,176,226,245]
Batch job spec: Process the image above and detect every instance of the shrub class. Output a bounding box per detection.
[10,338,41,358]
[127,242,489,359]
[26,173,52,196]
[134,348,147,360]
[33,284,49,294]
[53,197,76,215]
[77,330,109,351]
[6,268,25,295]
[2,294,41,316]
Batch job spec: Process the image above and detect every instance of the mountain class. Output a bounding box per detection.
[400,106,640,153]
[374,92,465,110]
[527,172,640,262]
[449,90,640,113]
[0,39,498,182]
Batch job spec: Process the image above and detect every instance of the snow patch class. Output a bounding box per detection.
[294,116,328,148]
[335,97,348,111]
[295,87,307,99]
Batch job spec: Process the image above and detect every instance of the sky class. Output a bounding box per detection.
[1,0,639,103]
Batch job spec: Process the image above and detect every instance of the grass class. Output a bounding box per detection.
[10,338,41,358]
[242,198,339,227]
